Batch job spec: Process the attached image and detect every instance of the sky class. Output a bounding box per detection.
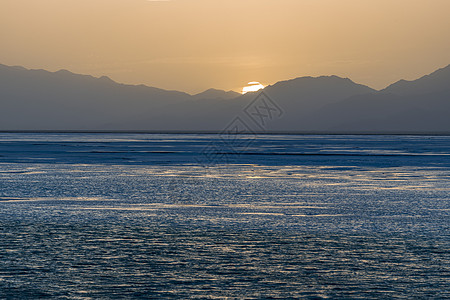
[1,0,450,94]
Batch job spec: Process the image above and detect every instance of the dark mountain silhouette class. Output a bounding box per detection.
[1,63,449,133]
[382,64,450,96]
[193,88,241,100]
[258,76,376,131]
[309,65,450,133]
[0,64,191,130]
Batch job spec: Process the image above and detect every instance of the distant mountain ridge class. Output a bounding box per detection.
[1,63,449,133]
[382,64,450,96]
[193,88,241,100]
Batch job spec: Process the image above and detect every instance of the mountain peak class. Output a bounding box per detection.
[98,75,115,83]
[267,74,375,96]
[382,64,450,95]
[269,74,370,89]
[56,69,72,75]
[193,88,241,100]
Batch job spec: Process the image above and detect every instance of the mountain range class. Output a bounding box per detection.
[1,63,449,133]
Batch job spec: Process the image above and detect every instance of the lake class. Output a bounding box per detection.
[1,133,449,298]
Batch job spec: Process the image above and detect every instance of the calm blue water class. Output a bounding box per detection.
[1,133,449,299]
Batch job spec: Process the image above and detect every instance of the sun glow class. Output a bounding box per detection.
[242,82,265,94]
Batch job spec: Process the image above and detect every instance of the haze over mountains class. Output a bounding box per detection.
[1,63,449,133]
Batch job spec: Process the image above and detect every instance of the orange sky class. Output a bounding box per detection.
[1,0,450,93]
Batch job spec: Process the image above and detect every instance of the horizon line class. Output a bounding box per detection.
[2,130,450,136]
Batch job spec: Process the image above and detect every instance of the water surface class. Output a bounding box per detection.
[1,133,449,298]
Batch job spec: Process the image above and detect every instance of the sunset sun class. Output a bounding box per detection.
[242,81,265,94]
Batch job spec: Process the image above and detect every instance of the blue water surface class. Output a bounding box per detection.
[0,133,449,299]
